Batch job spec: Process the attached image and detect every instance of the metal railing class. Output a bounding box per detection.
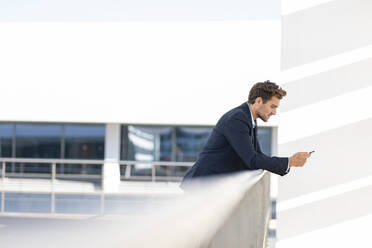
[0,170,271,248]
[0,158,194,216]
[0,158,102,215]
[0,158,193,182]
[0,158,104,181]
[119,160,193,182]
[0,158,192,215]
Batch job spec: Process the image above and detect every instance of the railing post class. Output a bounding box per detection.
[1,162,5,214]
[51,163,56,214]
[100,192,105,216]
[152,165,156,182]
[101,162,104,187]
[100,162,105,215]
[1,191,4,214]
[50,192,55,214]
[51,163,56,182]
[1,162,5,180]
[124,164,131,179]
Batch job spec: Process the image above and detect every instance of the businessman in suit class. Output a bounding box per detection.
[181,81,310,189]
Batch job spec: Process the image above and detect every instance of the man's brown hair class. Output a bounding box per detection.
[248,80,286,104]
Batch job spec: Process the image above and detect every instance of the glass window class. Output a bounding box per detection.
[121,126,173,178]
[124,126,173,162]
[120,124,272,180]
[0,124,13,157]
[14,124,61,174]
[257,127,272,156]
[175,127,212,162]
[15,124,62,158]
[121,125,212,180]
[64,124,105,159]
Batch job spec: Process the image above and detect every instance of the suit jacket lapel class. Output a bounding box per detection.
[240,102,257,151]
[253,121,258,152]
[240,102,254,129]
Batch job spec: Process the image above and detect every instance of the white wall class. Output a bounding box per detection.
[0,21,280,125]
[277,0,372,247]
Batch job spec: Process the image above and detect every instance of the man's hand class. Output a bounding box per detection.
[289,152,311,167]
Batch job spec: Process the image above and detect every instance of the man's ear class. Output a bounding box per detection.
[255,97,263,105]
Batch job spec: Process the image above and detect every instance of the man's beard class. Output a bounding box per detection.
[257,112,268,122]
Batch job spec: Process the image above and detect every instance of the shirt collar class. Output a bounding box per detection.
[246,102,256,127]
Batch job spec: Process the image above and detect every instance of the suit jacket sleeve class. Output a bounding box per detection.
[223,112,289,176]
[257,139,291,173]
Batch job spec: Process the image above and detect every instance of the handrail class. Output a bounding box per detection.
[0,170,271,248]
[120,170,271,248]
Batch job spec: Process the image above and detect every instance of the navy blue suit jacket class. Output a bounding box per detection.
[181,102,289,188]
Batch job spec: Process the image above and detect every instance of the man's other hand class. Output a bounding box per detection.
[289,152,310,167]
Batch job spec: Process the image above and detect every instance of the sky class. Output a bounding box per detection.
[0,0,280,21]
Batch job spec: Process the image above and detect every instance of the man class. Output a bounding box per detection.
[181,81,310,188]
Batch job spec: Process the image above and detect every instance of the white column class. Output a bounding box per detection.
[103,123,121,193]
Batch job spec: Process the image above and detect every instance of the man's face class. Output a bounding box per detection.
[256,96,280,122]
